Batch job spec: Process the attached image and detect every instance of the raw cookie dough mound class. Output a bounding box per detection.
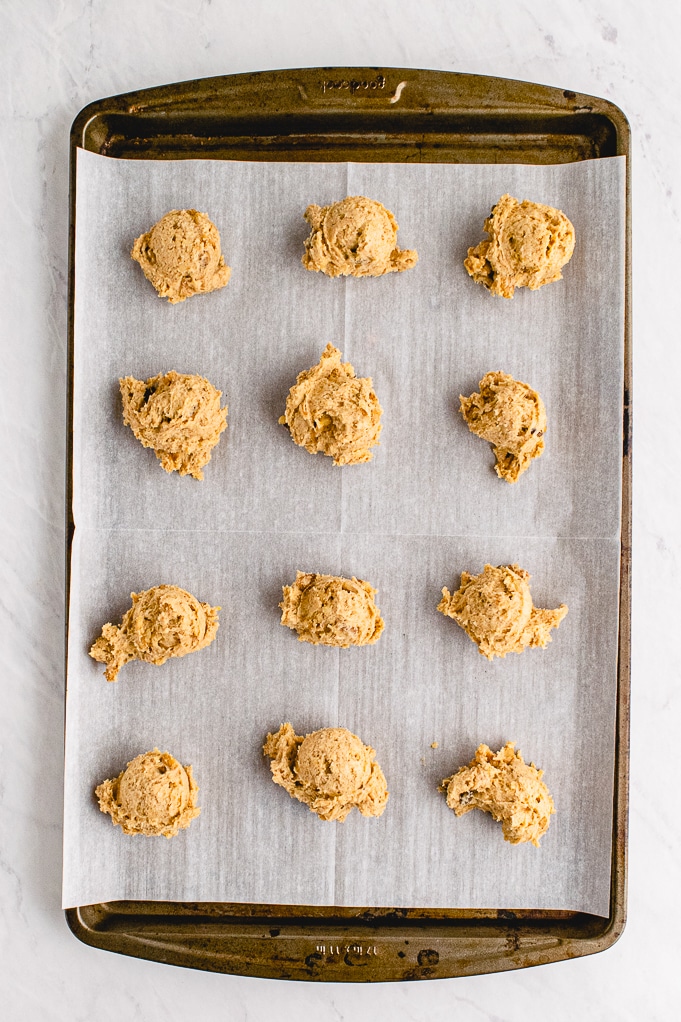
[464,194,575,298]
[280,571,384,647]
[95,748,200,838]
[120,370,228,480]
[302,196,418,278]
[460,371,546,483]
[440,742,554,846]
[89,584,220,682]
[131,209,231,303]
[263,723,388,821]
[437,564,567,660]
[279,343,382,465]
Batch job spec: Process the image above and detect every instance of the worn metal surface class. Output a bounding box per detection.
[65,67,631,981]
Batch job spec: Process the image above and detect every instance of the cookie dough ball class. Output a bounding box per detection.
[437,564,567,660]
[120,371,228,480]
[263,723,388,821]
[89,584,220,682]
[95,748,200,838]
[460,371,546,483]
[280,571,384,647]
[131,209,231,303]
[302,196,418,278]
[440,742,554,846]
[279,343,382,466]
[464,194,575,298]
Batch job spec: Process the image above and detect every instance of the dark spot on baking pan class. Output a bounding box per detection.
[269,927,280,937]
[344,950,368,966]
[417,949,439,967]
[304,951,324,970]
[359,907,408,920]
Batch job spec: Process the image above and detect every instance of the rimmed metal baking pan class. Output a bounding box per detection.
[65,67,631,981]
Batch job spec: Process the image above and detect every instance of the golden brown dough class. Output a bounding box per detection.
[263,723,388,821]
[89,584,220,682]
[95,748,200,838]
[279,343,382,465]
[440,742,554,846]
[302,196,417,278]
[437,564,567,660]
[131,209,231,303]
[280,571,384,647]
[464,194,575,298]
[460,371,546,483]
[120,371,228,480]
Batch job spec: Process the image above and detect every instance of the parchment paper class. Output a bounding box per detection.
[63,150,625,914]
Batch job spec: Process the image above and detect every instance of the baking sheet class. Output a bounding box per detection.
[63,150,625,914]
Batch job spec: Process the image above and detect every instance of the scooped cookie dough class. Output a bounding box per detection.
[302,196,418,278]
[120,371,228,480]
[263,723,389,821]
[131,209,231,303]
[280,571,384,647]
[440,742,554,846]
[437,564,567,660]
[460,371,546,483]
[464,194,575,298]
[89,584,220,682]
[279,343,382,465]
[95,748,200,838]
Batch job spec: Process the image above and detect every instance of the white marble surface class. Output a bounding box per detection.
[1,0,678,1017]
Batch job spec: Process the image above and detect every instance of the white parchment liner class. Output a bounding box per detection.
[63,151,625,913]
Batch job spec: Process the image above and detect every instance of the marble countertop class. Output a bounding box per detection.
[1,0,678,1018]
